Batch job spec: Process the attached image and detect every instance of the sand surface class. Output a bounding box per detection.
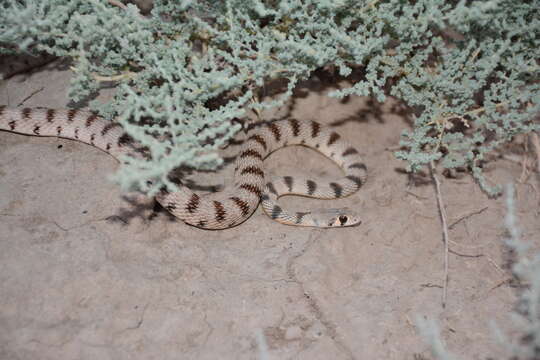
[1,57,539,360]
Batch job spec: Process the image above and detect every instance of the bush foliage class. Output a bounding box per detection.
[1,0,538,194]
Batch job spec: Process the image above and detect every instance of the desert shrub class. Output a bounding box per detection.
[0,0,538,194]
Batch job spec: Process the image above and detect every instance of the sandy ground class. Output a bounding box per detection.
[1,58,539,360]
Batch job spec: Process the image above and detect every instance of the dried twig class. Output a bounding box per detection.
[16,87,45,106]
[449,249,483,258]
[107,0,128,10]
[531,132,540,174]
[106,0,145,18]
[69,66,136,82]
[485,255,504,275]
[489,278,511,291]
[405,190,429,200]
[420,283,443,289]
[448,206,488,229]
[501,153,523,164]
[429,162,450,308]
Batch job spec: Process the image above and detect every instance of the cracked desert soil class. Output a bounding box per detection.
[1,58,539,360]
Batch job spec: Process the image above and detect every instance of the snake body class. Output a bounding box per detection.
[0,106,367,229]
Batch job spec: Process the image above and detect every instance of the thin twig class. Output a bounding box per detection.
[405,190,429,200]
[448,206,488,229]
[485,255,504,275]
[490,278,511,291]
[106,0,145,19]
[449,249,483,258]
[16,87,45,107]
[440,101,507,123]
[531,132,540,174]
[107,0,127,10]
[92,72,136,82]
[500,154,524,164]
[429,162,449,309]
[420,283,443,289]
[69,66,135,82]
[250,94,263,121]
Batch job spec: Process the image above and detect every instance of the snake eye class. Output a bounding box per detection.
[338,215,348,225]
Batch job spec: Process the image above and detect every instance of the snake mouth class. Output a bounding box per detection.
[347,220,362,227]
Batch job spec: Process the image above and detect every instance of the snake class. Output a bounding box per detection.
[0,106,367,229]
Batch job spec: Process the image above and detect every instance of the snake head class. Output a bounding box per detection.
[310,207,362,228]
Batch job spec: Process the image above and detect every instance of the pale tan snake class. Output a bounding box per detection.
[0,106,367,229]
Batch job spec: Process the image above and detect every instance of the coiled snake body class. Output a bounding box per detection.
[0,106,367,229]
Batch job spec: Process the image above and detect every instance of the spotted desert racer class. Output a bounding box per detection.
[0,106,367,229]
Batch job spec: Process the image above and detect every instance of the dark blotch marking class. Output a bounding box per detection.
[22,108,32,120]
[311,121,321,138]
[33,125,40,135]
[346,175,364,187]
[186,193,200,213]
[271,205,283,219]
[240,183,263,198]
[239,149,263,160]
[118,133,133,147]
[101,123,120,136]
[74,128,79,139]
[56,126,62,135]
[348,162,367,171]
[105,143,112,151]
[8,121,16,130]
[295,212,309,224]
[67,109,78,122]
[307,180,317,195]
[283,176,293,192]
[330,182,343,198]
[213,201,226,222]
[46,109,56,123]
[338,215,348,226]
[240,166,264,178]
[261,194,270,201]
[248,134,267,151]
[267,122,281,142]
[166,203,177,211]
[327,132,341,147]
[85,114,99,127]
[230,197,250,216]
[342,147,359,157]
[197,220,207,228]
[266,182,278,195]
[90,134,96,145]
[288,118,300,137]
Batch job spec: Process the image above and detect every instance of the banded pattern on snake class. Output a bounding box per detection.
[0,105,367,229]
